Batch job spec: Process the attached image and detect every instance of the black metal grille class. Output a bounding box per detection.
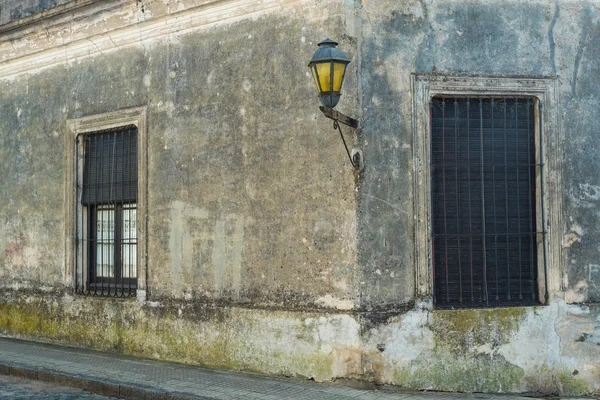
[75,125,138,297]
[431,97,540,308]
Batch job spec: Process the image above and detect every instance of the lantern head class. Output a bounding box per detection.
[308,38,350,109]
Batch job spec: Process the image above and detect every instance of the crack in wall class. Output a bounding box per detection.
[572,5,597,97]
[553,302,565,395]
[86,38,108,60]
[548,0,560,76]
[416,0,436,73]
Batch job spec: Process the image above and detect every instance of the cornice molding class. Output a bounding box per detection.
[0,0,123,36]
[0,0,305,80]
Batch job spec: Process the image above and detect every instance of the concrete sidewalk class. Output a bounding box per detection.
[0,337,592,400]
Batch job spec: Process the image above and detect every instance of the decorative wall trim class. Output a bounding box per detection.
[410,74,563,301]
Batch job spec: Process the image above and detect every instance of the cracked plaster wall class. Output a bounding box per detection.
[0,0,599,395]
[353,0,600,393]
[356,0,600,305]
[0,0,360,307]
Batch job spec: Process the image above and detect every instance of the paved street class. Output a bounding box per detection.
[0,374,116,399]
[0,337,595,400]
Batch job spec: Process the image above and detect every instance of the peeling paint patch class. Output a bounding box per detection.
[365,307,434,367]
[567,304,590,316]
[569,183,600,208]
[566,280,588,303]
[563,232,581,248]
[315,295,354,310]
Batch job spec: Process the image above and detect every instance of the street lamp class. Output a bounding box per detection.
[308,38,360,169]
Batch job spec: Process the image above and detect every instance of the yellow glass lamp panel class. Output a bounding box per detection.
[316,62,332,92]
[332,62,347,92]
[311,66,321,92]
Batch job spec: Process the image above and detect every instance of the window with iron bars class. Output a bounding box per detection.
[430,96,542,308]
[75,125,138,297]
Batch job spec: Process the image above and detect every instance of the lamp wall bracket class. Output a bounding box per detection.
[319,106,358,129]
[319,106,361,170]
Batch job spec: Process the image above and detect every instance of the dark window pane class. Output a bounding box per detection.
[431,97,538,308]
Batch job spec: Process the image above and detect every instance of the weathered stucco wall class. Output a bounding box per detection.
[0,0,599,396]
[356,0,600,308]
[0,0,360,308]
[354,0,599,393]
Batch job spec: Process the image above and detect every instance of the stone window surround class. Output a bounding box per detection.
[411,74,563,304]
[64,106,148,301]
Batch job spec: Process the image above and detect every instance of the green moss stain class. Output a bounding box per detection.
[0,294,343,381]
[0,299,61,338]
[431,307,526,349]
[387,308,530,393]
[119,315,235,369]
[558,371,590,396]
[392,349,525,393]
